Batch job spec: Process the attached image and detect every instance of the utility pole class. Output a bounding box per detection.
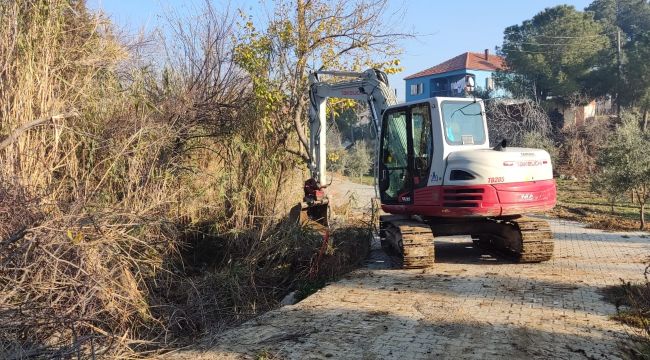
[616,29,622,118]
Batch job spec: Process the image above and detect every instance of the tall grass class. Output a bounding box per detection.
[0,1,342,358]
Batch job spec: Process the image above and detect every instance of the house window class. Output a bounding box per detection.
[486,77,495,90]
[410,83,424,95]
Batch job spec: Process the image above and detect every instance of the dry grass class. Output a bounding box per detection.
[0,1,373,358]
[600,266,650,359]
[552,179,648,231]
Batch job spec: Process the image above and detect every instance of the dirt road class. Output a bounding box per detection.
[170,181,650,360]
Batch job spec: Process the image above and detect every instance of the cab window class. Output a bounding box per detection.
[442,101,486,145]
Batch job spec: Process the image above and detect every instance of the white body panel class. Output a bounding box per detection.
[444,148,554,186]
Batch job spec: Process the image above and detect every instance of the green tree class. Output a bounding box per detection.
[595,112,650,229]
[586,0,650,120]
[623,32,650,129]
[587,0,650,41]
[498,5,609,103]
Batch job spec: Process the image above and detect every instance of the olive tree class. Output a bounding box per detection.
[595,112,650,229]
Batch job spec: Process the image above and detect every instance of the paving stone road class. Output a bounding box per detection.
[169,180,650,360]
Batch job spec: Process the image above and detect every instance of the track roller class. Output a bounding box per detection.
[511,217,554,262]
[380,218,434,269]
[481,217,554,262]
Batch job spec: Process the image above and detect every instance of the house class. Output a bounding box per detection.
[404,50,506,102]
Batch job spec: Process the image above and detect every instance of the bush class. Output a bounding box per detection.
[0,2,303,357]
[556,118,612,177]
[344,140,373,178]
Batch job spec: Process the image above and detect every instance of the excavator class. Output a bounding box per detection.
[299,69,556,268]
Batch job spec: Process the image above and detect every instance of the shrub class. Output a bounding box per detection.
[344,140,373,178]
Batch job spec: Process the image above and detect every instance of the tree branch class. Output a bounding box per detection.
[0,112,77,151]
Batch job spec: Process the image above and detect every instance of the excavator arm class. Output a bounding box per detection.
[297,68,397,227]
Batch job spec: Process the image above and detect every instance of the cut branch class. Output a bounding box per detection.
[0,112,77,151]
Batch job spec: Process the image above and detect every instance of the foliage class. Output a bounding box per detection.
[327,149,347,173]
[556,118,612,177]
[595,111,650,229]
[625,32,650,128]
[498,5,608,103]
[344,140,373,178]
[234,0,409,166]
[591,171,626,214]
[0,1,377,357]
[586,0,650,116]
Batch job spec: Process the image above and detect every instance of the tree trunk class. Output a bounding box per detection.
[641,202,645,230]
[610,198,615,215]
[643,108,648,132]
[637,188,646,230]
[292,98,310,164]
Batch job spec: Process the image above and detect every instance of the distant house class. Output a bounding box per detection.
[404,50,506,102]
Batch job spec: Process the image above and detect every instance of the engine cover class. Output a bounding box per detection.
[443,147,553,186]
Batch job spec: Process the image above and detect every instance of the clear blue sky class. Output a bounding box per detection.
[88,0,593,101]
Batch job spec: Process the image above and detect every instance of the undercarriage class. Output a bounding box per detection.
[379,215,554,269]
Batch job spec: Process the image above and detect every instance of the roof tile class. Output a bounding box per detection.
[404,52,505,80]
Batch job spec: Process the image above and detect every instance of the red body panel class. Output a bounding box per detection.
[382,179,556,217]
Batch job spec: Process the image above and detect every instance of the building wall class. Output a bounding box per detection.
[405,69,506,102]
[404,77,431,102]
[470,70,509,98]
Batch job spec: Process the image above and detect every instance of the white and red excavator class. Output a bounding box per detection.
[299,69,556,268]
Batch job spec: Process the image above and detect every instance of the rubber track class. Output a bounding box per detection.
[392,220,435,269]
[513,217,554,263]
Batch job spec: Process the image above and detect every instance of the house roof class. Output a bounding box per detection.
[404,52,506,80]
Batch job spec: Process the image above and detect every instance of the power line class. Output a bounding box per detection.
[529,33,613,39]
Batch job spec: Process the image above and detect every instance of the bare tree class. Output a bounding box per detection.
[485,99,552,146]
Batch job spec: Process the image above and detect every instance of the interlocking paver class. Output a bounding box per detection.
[169,216,649,360]
[167,178,650,359]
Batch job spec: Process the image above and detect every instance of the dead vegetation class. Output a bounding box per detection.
[600,266,650,359]
[0,1,372,358]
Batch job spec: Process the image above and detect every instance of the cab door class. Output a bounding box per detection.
[410,103,433,189]
[379,108,412,204]
[379,103,433,205]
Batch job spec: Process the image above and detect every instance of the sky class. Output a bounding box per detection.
[88,0,594,101]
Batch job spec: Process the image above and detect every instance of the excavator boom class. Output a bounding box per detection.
[298,69,396,227]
